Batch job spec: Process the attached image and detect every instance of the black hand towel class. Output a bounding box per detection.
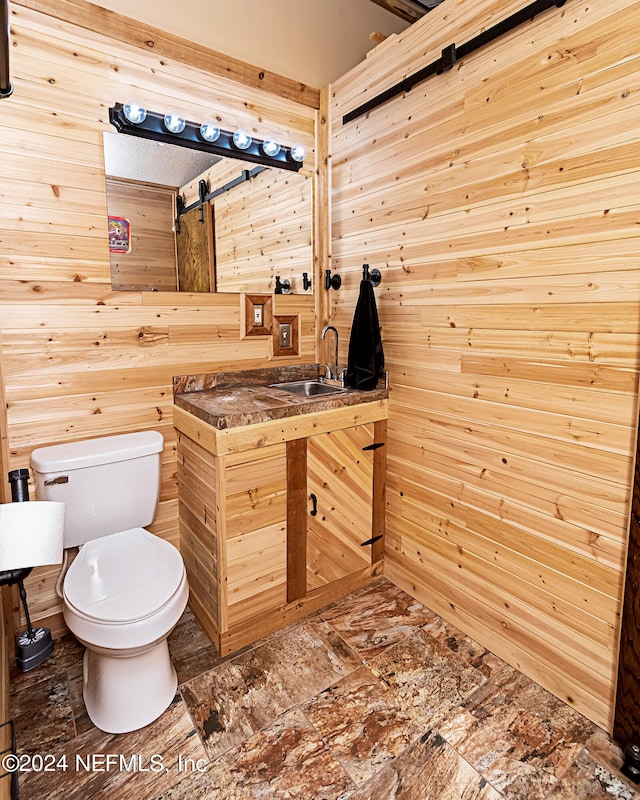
[344,279,384,390]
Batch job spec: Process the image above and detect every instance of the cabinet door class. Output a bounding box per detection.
[306,424,374,592]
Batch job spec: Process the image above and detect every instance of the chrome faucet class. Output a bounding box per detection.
[320,325,340,381]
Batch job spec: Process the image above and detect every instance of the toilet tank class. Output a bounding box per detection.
[31,431,163,548]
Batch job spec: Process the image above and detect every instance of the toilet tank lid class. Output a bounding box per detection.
[31,431,164,473]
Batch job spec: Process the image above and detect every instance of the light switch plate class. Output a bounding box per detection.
[279,322,291,348]
[272,315,299,357]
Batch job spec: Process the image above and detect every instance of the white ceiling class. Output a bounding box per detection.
[102,132,221,187]
[92,0,409,87]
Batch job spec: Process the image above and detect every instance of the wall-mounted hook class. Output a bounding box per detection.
[362,263,381,287]
[324,269,342,290]
[302,272,312,291]
[274,276,290,294]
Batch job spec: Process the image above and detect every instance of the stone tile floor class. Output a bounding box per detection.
[8,579,639,799]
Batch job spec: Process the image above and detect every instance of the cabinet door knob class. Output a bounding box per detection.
[309,493,318,516]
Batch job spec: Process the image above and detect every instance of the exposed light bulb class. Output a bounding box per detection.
[232,129,252,150]
[200,121,221,142]
[123,100,147,124]
[289,143,306,163]
[262,138,281,157]
[164,111,186,134]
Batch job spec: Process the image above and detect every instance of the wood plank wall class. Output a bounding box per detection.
[0,0,317,635]
[181,160,314,295]
[327,0,640,731]
[213,168,313,295]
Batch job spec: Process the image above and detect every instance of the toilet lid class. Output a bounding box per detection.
[64,528,185,623]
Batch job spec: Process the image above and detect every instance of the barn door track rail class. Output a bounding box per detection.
[174,166,266,232]
[343,0,567,125]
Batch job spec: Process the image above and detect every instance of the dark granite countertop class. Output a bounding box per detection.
[173,364,389,430]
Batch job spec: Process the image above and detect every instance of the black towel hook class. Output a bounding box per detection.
[363,264,381,287]
[324,269,342,290]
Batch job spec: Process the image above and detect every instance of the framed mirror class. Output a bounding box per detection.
[103,132,314,294]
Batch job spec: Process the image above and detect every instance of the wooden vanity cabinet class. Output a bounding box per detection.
[174,401,387,656]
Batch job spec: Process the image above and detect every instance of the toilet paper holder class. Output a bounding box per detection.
[0,469,65,671]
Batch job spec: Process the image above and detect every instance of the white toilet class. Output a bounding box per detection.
[30,431,189,735]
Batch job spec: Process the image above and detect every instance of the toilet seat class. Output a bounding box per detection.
[64,527,185,624]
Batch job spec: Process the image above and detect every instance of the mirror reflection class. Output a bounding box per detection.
[103,132,314,294]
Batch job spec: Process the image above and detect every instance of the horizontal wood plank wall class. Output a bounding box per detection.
[0,2,317,633]
[181,161,314,296]
[225,444,288,623]
[15,0,320,108]
[176,431,221,641]
[328,0,640,731]
[213,169,313,295]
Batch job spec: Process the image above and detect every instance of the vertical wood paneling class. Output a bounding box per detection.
[287,437,308,602]
[327,0,640,731]
[0,2,317,633]
[106,178,178,291]
[175,205,213,293]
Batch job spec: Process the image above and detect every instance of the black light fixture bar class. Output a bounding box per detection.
[0,0,13,98]
[343,0,566,125]
[109,104,303,172]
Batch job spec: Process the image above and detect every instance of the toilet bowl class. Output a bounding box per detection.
[63,527,189,734]
[30,431,189,734]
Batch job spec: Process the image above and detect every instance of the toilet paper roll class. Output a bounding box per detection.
[0,501,65,570]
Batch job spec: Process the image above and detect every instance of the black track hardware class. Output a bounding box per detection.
[343,0,567,125]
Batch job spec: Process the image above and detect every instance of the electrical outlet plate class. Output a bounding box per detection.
[242,294,273,337]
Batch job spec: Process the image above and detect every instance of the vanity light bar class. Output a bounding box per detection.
[108,103,304,172]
